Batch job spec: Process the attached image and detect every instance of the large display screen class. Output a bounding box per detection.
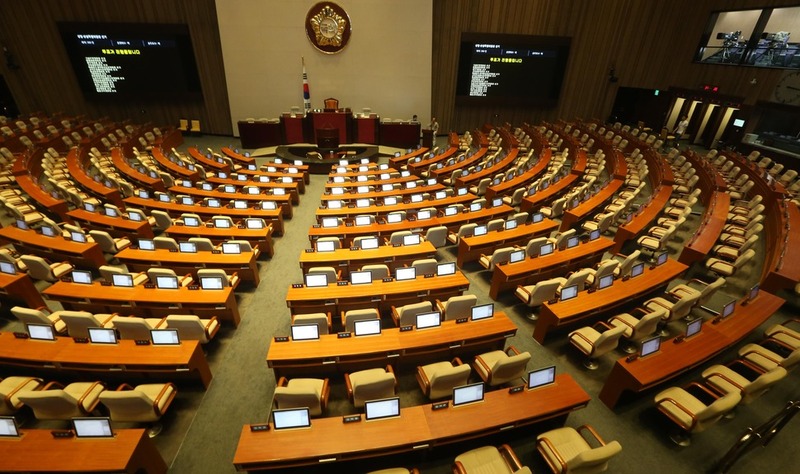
[57,22,203,100]
[455,33,571,106]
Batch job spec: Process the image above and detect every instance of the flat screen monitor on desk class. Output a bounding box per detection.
[138,239,154,251]
[0,261,16,275]
[27,323,55,341]
[566,236,579,249]
[403,234,420,246]
[401,171,411,178]
[183,216,200,227]
[748,284,760,303]
[406,181,417,189]
[304,273,329,287]
[364,397,400,421]
[444,206,458,216]
[88,327,118,344]
[246,218,264,229]
[437,262,456,276]
[213,218,231,228]
[469,202,483,212]
[655,251,668,266]
[111,273,134,287]
[355,215,372,226]
[721,300,735,319]
[387,213,403,223]
[40,225,56,237]
[200,276,224,290]
[223,185,236,193]
[384,197,399,206]
[233,200,248,209]
[598,274,614,290]
[332,176,345,183]
[471,303,494,321]
[416,311,441,330]
[70,231,87,243]
[84,203,96,212]
[560,284,578,302]
[532,212,543,223]
[155,275,179,289]
[356,199,370,208]
[180,197,194,206]
[685,318,703,339]
[381,184,394,192]
[360,237,379,250]
[245,187,259,195]
[396,267,416,281]
[452,382,485,407]
[539,243,554,257]
[410,194,423,203]
[356,176,368,183]
[127,211,142,222]
[222,242,241,254]
[354,319,382,337]
[151,329,180,345]
[291,323,320,341]
[316,240,336,253]
[322,217,339,228]
[0,417,19,437]
[137,190,149,199]
[493,198,503,208]
[72,417,113,438]
[350,270,372,285]
[505,219,517,230]
[272,408,311,431]
[509,249,526,263]
[179,242,197,253]
[528,366,556,390]
[435,191,447,200]
[207,199,221,208]
[331,187,345,195]
[158,193,171,202]
[589,229,600,241]
[473,225,488,236]
[640,336,661,358]
[417,209,432,220]
[327,200,342,210]
[630,262,644,278]
[201,183,214,191]
[70,269,92,284]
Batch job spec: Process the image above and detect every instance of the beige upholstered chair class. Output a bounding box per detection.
[586,259,619,289]
[10,305,68,334]
[291,312,332,335]
[702,362,787,405]
[764,319,800,349]
[568,322,627,369]
[416,358,471,400]
[612,250,641,279]
[361,264,390,281]
[391,300,433,327]
[273,377,330,417]
[60,311,114,338]
[164,315,220,343]
[188,237,216,252]
[738,342,800,371]
[150,210,173,231]
[448,223,476,245]
[147,267,193,287]
[341,308,380,333]
[436,294,478,321]
[424,226,449,248]
[17,381,106,420]
[554,268,593,294]
[515,278,561,312]
[654,383,741,445]
[525,236,549,257]
[0,376,43,415]
[479,246,515,271]
[197,268,239,289]
[644,290,701,335]
[473,346,531,387]
[411,258,438,276]
[89,230,131,253]
[453,444,531,474]
[608,306,666,353]
[99,383,177,437]
[112,315,166,340]
[19,254,73,282]
[100,265,149,285]
[153,236,180,251]
[307,266,339,283]
[536,425,622,473]
[367,468,419,474]
[345,365,397,408]
[667,277,725,310]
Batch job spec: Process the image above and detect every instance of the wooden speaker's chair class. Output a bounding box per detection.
[416,357,471,401]
[17,381,106,420]
[99,382,177,437]
[473,346,531,387]
[345,365,397,409]
[273,377,330,417]
[453,444,531,474]
[536,424,622,473]
[323,97,339,111]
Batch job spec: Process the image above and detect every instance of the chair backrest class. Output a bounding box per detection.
[487,218,504,232]
[189,237,216,252]
[554,229,576,250]
[344,308,380,332]
[442,294,478,321]
[19,255,56,281]
[411,259,437,276]
[425,226,448,248]
[89,230,117,253]
[592,325,627,356]
[428,363,471,400]
[308,266,337,283]
[487,351,531,385]
[59,311,102,339]
[397,301,433,326]
[17,390,84,420]
[525,237,548,257]
[147,267,178,283]
[112,316,157,340]
[567,440,623,472]
[390,231,412,245]
[150,210,173,230]
[274,383,324,416]
[456,223,477,240]
[617,250,641,278]
[99,388,170,422]
[351,370,395,407]
[154,236,179,251]
[361,264,390,281]
[488,247,514,270]
[292,313,330,335]
[631,308,665,341]
[562,268,593,291]
[529,279,561,306]
[694,392,741,431]
[165,315,214,342]
[591,260,619,287]
[11,306,52,327]
[734,249,755,270]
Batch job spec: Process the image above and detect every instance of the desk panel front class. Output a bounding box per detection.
[299,241,436,277]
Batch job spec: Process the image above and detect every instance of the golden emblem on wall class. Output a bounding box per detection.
[306,2,351,54]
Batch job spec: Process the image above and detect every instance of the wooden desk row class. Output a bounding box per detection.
[267,312,518,378]
[233,374,589,471]
[0,271,47,308]
[285,272,470,316]
[67,208,155,239]
[599,291,785,408]
[559,178,624,231]
[0,225,107,269]
[0,429,167,474]
[489,237,615,300]
[164,223,274,258]
[0,332,212,388]
[167,183,294,218]
[533,258,688,342]
[117,247,260,285]
[315,192,479,220]
[457,218,559,268]
[484,148,551,201]
[43,281,241,327]
[611,184,673,254]
[678,191,730,266]
[299,241,437,277]
[320,183,445,202]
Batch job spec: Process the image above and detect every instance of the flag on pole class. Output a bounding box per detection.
[302,57,311,115]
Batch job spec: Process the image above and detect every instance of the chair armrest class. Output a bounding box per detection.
[568,331,595,350]
[516,285,531,296]
[656,396,699,431]
[78,381,106,414]
[577,424,608,447]
[593,321,614,332]
[498,443,525,472]
[319,378,330,412]
[608,314,635,331]
[452,357,464,366]
[703,370,745,392]
[205,316,221,339]
[154,317,168,329]
[41,381,65,390]
[473,355,492,382]
[276,377,288,388]
[505,345,521,356]
[390,306,400,326]
[113,383,134,391]
[344,373,354,402]
[537,435,569,473]
[435,299,445,313]
[452,461,469,474]
[152,383,177,416]
[415,366,431,395]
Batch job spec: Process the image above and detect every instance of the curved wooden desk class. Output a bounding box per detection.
[559,178,624,231]
[233,373,589,471]
[315,193,478,220]
[299,241,436,277]
[0,225,106,269]
[111,148,166,192]
[116,247,260,285]
[0,271,47,308]
[678,191,730,266]
[66,148,123,207]
[457,218,559,268]
[612,184,673,254]
[484,148,551,201]
[164,223,274,257]
[66,209,154,239]
[168,184,293,218]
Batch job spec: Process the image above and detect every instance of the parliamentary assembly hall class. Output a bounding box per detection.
[0,0,798,473]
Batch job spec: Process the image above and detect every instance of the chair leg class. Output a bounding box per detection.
[147,422,164,438]
[669,428,692,447]
[583,357,599,370]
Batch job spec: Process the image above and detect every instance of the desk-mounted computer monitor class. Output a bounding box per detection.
[88,327,118,344]
[321,217,339,228]
[598,274,614,290]
[158,193,171,203]
[71,270,92,284]
[640,336,661,357]
[748,284,759,302]
[356,175,368,182]
[589,229,600,241]
[151,329,180,345]
[492,198,503,208]
[360,237,379,250]
[179,242,197,253]
[471,303,494,321]
[655,251,668,266]
[417,210,432,220]
[721,300,736,319]
[72,417,113,438]
[246,218,264,229]
[381,184,394,192]
[566,236,579,249]
[27,323,55,341]
[452,383,484,407]
[183,216,200,227]
[331,187,345,196]
[469,202,482,212]
[127,211,142,222]
[199,276,224,290]
[207,198,221,208]
[350,270,372,285]
[245,187,259,195]
[356,198,370,208]
[0,417,20,437]
[155,275,179,289]
[291,323,320,341]
[473,225,488,236]
[630,262,644,278]
[354,319,382,337]
[84,203,96,212]
[384,197,399,206]
[435,191,447,200]
[509,249,526,263]
[40,226,56,237]
[304,273,329,288]
[416,311,441,330]
[316,240,336,252]
[364,397,400,421]
[560,284,578,301]
[437,262,456,276]
[685,318,703,339]
[457,188,468,196]
[111,273,134,287]
[410,194,423,203]
[401,171,411,178]
[332,176,345,183]
[233,200,248,209]
[138,190,150,199]
[528,366,556,390]
[539,243,554,257]
[532,212,543,223]
[0,261,16,275]
[427,178,437,186]
[180,196,194,206]
[222,242,241,254]
[406,181,417,189]
[14,219,28,230]
[272,407,311,430]
[444,206,458,216]
[396,267,416,281]
[402,234,421,246]
[387,213,403,224]
[201,183,214,191]
[213,218,231,228]
[355,215,372,226]
[327,200,343,209]
[504,220,518,230]
[223,185,236,193]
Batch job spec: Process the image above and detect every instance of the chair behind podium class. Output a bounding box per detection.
[324,98,339,112]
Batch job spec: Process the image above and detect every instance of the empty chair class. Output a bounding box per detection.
[147,267,193,287]
[536,425,622,474]
[316,236,341,250]
[19,254,73,282]
[516,278,561,310]
[608,306,666,353]
[291,312,331,335]
[613,250,641,279]
[410,258,437,276]
[388,231,412,246]
[60,311,114,338]
[188,237,216,252]
[525,236,549,257]
[479,246,515,271]
[448,223,477,245]
[0,376,43,415]
[551,228,576,250]
[568,322,627,369]
[150,210,173,230]
[391,300,433,327]
[644,290,701,335]
[654,384,741,445]
[582,212,614,234]
[154,236,180,251]
[738,342,800,371]
[702,362,787,405]
[99,382,176,437]
[453,444,531,474]
[469,178,491,196]
[112,315,166,340]
[164,315,220,343]
[436,294,478,321]
[197,268,239,288]
[554,268,593,294]
[307,266,338,283]
[705,248,754,278]
[341,308,380,332]
[361,264,390,281]
[17,381,106,420]
[473,345,531,386]
[424,226,448,248]
[11,305,68,334]
[100,265,149,285]
[416,357,471,400]
[586,259,620,289]
[503,188,525,207]
[486,218,504,232]
[345,365,397,408]
[273,377,330,417]
[764,319,800,349]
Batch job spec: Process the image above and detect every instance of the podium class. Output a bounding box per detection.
[316,127,339,149]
